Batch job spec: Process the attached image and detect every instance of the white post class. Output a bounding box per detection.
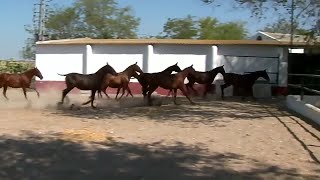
[143,44,153,73]
[83,44,92,74]
[278,47,288,87]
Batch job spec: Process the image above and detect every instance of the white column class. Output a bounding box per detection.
[278,47,288,87]
[143,44,153,73]
[83,44,92,74]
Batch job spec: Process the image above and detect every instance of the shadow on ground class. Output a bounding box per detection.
[0,131,318,180]
[49,96,290,124]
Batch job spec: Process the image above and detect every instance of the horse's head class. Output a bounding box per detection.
[258,69,270,81]
[130,62,143,74]
[183,64,196,75]
[33,67,43,80]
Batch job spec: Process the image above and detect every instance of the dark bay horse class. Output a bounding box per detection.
[98,62,143,100]
[166,65,226,97]
[146,65,196,105]
[0,67,43,100]
[57,63,117,108]
[220,69,270,100]
[137,63,182,98]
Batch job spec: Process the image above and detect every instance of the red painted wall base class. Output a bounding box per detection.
[35,81,288,96]
[35,81,212,96]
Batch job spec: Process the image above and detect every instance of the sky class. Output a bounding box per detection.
[0,0,279,59]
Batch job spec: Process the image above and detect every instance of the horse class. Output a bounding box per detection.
[136,62,182,98]
[98,62,143,100]
[0,67,43,100]
[220,69,270,100]
[57,62,117,108]
[146,65,196,105]
[166,65,226,98]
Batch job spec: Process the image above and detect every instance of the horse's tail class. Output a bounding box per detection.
[57,73,68,76]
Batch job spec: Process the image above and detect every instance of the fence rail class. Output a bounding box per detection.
[288,73,320,100]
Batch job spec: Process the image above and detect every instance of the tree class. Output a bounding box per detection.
[211,22,247,40]
[162,15,198,39]
[73,0,140,38]
[160,15,248,39]
[202,0,320,42]
[263,18,310,34]
[198,17,219,39]
[21,0,140,58]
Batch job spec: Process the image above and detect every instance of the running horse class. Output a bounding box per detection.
[166,65,226,98]
[220,69,270,100]
[146,65,197,105]
[57,62,117,108]
[137,62,182,98]
[98,62,143,100]
[0,67,43,100]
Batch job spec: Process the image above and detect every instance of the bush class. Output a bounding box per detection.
[0,60,35,73]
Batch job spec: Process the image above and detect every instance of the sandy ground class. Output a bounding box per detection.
[0,89,319,180]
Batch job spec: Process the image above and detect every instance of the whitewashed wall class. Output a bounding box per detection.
[36,45,84,81]
[150,45,208,73]
[88,45,145,82]
[36,43,288,87]
[215,45,281,84]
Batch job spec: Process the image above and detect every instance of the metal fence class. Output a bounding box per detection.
[288,73,320,100]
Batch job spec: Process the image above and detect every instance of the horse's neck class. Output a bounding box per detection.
[178,70,191,79]
[162,67,175,74]
[23,70,35,79]
[208,69,219,77]
[122,67,135,77]
[248,73,261,82]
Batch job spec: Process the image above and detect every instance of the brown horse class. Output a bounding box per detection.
[98,62,143,100]
[146,65,196,105]
[220,69,270,100]
[57,63,117,108]
[136,62,182,98]
[0,67,43,100]
[166,65,226,97]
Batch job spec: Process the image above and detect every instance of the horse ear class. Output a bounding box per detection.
[106,62,109,65]
[135,62,137,64]
[191,64,193,67]
[175,62,178,65]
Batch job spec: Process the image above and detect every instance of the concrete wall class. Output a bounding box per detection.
[36,45,85,81]
[35,43,288,96]
[286,95,320,125]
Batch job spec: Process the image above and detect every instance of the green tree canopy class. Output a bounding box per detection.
[22,0,140,59]
[202,0,320,37]
[160,16,247,40]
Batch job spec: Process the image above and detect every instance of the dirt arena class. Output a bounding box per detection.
[0,89,319,180]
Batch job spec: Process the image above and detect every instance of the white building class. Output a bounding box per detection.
[35,38,305,96]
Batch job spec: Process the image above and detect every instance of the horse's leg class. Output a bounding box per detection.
[142,85,148,98]
[220,83,230,100]
[179,85,196,105]
[22,87,28,100]
[146,85,158,106]
[115,88,121,100]
[126,86,134,98]
[172,89,178,105]
[90,90,97,108]
[60,87,73,104]
[3,85,9,100]
[117,88,126,100]
[28,87,40,98]
[186,82,196,95]
[97,90,102,98]
[102,87,111,99]
[82,90,97,109]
